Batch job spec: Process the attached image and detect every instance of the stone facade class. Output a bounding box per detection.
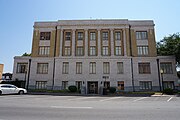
[12,19,179,94]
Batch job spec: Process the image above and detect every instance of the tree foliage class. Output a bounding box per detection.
[22,52,31,56]
[157,33,180,63]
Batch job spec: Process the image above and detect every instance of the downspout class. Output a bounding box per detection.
[52,26,57,90]
[26,58,31,90]
[157,58,162,91]
[129,25,135,92]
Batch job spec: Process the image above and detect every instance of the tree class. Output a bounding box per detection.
[157,33,180,63]
[22,52,31,56]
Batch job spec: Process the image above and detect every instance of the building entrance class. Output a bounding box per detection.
[88,81,98,94]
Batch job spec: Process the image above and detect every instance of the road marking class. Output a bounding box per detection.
[99,97,120,102]
[167,97,173,102]
[133,97,147,102]
[67,97,96,101]
[51,106,93,109]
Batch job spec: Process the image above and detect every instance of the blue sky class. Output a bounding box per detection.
[0,0,180,73]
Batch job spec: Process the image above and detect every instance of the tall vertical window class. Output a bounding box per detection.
[102,32,108,41]
[103,62,110,74]
[160,63,173,74]
[16,63,28,73]
[115,32,121,41]
[62,62,69,74]
[36,81,47,89]
[115,46,122,56]
[137,46,149,55]
[40,32,51,40]
[62,81,68,89]
[136,31,148,40]
[76,62,82,74]
[64,46,71,56]
[65,32,71,41]
[76,81,82,90]
[102,46,109,56]
[89,62,96,74]
[89,46,96,56]
[39,46,50,55]
[138,63,151,74]
[117,62,123,74]
[139,81,152,90]
[78,32,83,40]
[90,32,96,41]
[37,63,48,74]
[76,47,84,56]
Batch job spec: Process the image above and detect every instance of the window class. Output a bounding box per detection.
[36,81,47,89]
[163,81,174,89]
[40,32,51,40]
[115,46,122,56]
[138,63,151,74]
[103,62,110,74]
[78,32,83,40]
[65,32,71,41]
[76,47,84,56]
[115,32,121,41]
[89,46,96,56]
[117,81,124,90]
[102,32,108,41]
[17,63,28,73]
[160,63,173,74]
[104,81,110,89]
[64,46,71,56]
[137,46,149,55]
[37,63,48,74]
[89,62,96,74]
[76,81,82,90]
[102,46,109,56]
[139,81,152,90]
[117,62,123,74]
[39,46,50,55]
[90,32,96,41]
[62,62,69,74]
[62,81,68,89]
[136,31,148,40]
[76,62,82,74]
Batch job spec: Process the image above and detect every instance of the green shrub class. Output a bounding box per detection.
[68,86,77,92]
[109,87,116,93]
[163,88,174,95]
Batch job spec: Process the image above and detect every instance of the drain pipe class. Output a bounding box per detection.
[129,25,135,92]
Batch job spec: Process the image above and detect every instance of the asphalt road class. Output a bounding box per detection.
[0,95,180,120]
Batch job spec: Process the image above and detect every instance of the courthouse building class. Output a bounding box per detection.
[12,19,179,94]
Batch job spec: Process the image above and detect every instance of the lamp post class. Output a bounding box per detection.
[160,69,164,91]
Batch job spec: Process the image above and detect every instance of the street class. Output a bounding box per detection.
[0,95,180,120]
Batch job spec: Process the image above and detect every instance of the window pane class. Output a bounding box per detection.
[62,62,69,74]
[139,81,152,90]
[136,31,147,40]
[115,32,121,41]
[40,32,51,40]
[37,63,48,74]
[103,62,110,74]
[17,63,28,73]
[89,62,96,74]
[138,63,151,74]
[39,46,50,55]
[160,63,173,74]
[65,32,71,40]
[115,46,121,56]
[76,62,82,74]
[102,32,108,41]
[76,47,84,56]
[117,62,123,74]
[78,32,83,40]
[90,32,96,41]
[90,46,96,56]
[102,46,109,56]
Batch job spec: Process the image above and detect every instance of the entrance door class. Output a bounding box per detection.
[88,82,98,94]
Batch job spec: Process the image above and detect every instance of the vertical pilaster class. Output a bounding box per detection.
[97,29,101,57]
[84,29,88,57]
[110,29,114,56]
[72,29,76,56]
[123,29,127,56]
[59,29,63,56]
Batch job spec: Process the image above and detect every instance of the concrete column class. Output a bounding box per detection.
[123,29,127,56]
[110,29,114,56]
[97,29,101,56]
[72,29,76,56]
[84,29,88,57]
